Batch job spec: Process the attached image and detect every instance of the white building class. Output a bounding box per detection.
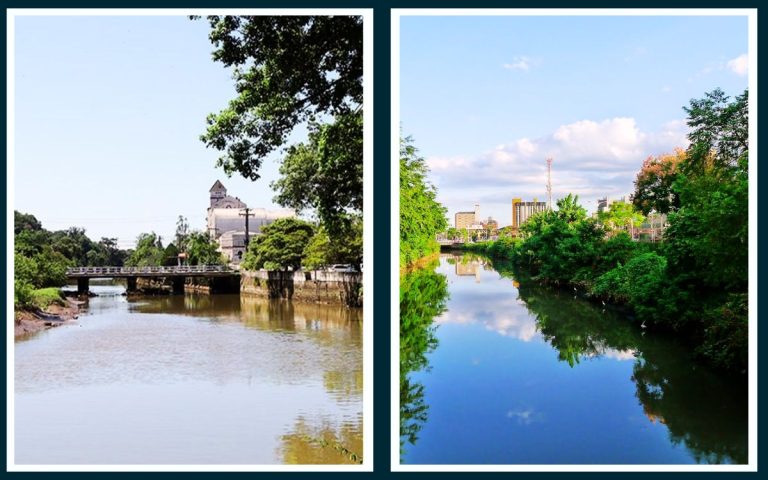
[206,180,294,264]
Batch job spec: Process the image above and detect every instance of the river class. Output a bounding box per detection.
[14,283,363,465]
[400,254,747,465]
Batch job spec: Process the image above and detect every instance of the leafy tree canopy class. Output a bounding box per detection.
[632,149,686,215]
[400,136,448,266]
[242,218,315,271]
[197,15,363,181]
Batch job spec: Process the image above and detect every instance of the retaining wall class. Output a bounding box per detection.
[240,270,363,307]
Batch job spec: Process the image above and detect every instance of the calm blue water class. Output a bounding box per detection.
[400,255,747,465]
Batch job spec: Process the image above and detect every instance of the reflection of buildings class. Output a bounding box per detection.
[207,180,294,263]
[512,198,547,229]
[454,256,484,282]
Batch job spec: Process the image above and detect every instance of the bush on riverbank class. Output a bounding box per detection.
[400,136,447,267]
[465,89,748,372]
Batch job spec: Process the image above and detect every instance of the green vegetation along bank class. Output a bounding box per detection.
[465,89,748,372]
[400,136,448,268]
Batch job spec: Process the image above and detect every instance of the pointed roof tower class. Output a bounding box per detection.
[209,180,227,193]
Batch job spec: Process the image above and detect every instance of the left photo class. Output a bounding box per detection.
[8,10,372,470]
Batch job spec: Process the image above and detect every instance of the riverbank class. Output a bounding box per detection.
[14,297,82,338]
[399,251,441,276]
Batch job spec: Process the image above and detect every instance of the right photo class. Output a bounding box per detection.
[394,9,755,469]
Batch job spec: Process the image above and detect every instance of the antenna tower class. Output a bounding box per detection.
[546,158,553,210]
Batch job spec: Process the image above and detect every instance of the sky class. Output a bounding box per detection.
[399,15,749,226]
[12,15,305,249]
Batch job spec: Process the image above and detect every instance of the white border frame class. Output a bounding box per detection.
[7,8,373,472]
[391,8,757,472]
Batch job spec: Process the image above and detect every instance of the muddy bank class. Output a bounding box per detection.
[14,298,83,338]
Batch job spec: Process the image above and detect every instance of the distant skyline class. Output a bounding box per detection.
[399,15,749,226]
[12,15,305,248]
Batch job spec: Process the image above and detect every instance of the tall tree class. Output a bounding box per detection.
[632,149,686,215]
[242,218,315,271]
[197,15,363,240]
[400,136,448,266]
[197,15,362,180]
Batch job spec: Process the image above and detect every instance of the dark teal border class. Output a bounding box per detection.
[2,2,763,476]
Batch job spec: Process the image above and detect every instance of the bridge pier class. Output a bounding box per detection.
[77,278,89,295]
[172,276,186,294]
[126,277,137,293]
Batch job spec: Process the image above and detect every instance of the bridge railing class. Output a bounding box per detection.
[66,265,234,276]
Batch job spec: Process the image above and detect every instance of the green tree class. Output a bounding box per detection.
[175,215,190,252]
[684,88,748,175]
[125,232,165,267]
[400,136,448,266]
[597,200,645,234]
[272,112,362,236]
[242,218,315,271]
[14,210,42,234]
[185,231,225,266]
[632,149,686,215]
[197,15,362,181]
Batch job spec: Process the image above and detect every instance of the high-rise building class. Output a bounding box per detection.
[511,198,547,229]
[455,203,480,229]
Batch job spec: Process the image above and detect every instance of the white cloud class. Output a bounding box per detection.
[428,117,689,224]
[726,53,748,76]
[661,85,672,93]
[503,55,537,72]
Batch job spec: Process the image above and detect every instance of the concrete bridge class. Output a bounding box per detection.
[66,265,238,294]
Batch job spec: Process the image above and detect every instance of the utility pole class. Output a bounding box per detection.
[239,208,256,249]
[546,158,553,211]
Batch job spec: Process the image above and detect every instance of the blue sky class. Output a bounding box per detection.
[13,15,303,248]
[400,15,749,226]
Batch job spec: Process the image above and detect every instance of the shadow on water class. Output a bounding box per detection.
[399,259,450,456]
[494,256,748,464]
[400,253,747,464]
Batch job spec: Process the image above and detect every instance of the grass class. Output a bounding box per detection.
[30,287,65,310]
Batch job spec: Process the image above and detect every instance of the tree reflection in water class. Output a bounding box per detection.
[495,259,747,465]
[399,260,449,455]
[280,415,363,464]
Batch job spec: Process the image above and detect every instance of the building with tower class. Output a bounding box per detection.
[206,180,294,264]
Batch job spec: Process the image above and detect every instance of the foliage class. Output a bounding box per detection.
[30,287,66,310]
[400,137,448,266]
[302,217,363,270]
[125,232,166,267]
[400,263,449,451]
[597,200,645,233]
[242,218,315,271]
[197,15,362,181]
[697,293,748,372]
[464,88,749,372]
[175,215,190,252]
[272,111,362,236]
[684,88,748,175]
[14,210,42,234]
[14,280,34,306]
[185,231,225,266]
[632,149,686,215]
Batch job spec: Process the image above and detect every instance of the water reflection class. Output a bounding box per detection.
[280,414,363,464]
[399,260,449,454]
[16,288,362,465]
[400,254,747,464]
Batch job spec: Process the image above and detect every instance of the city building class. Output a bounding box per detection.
[455,203,480,229]
[597,195,630,214]
[511,198,547,229]
[482,216,499,232]
[206,180,294,264]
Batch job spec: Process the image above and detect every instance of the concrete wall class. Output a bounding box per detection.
[240,270,363,307]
